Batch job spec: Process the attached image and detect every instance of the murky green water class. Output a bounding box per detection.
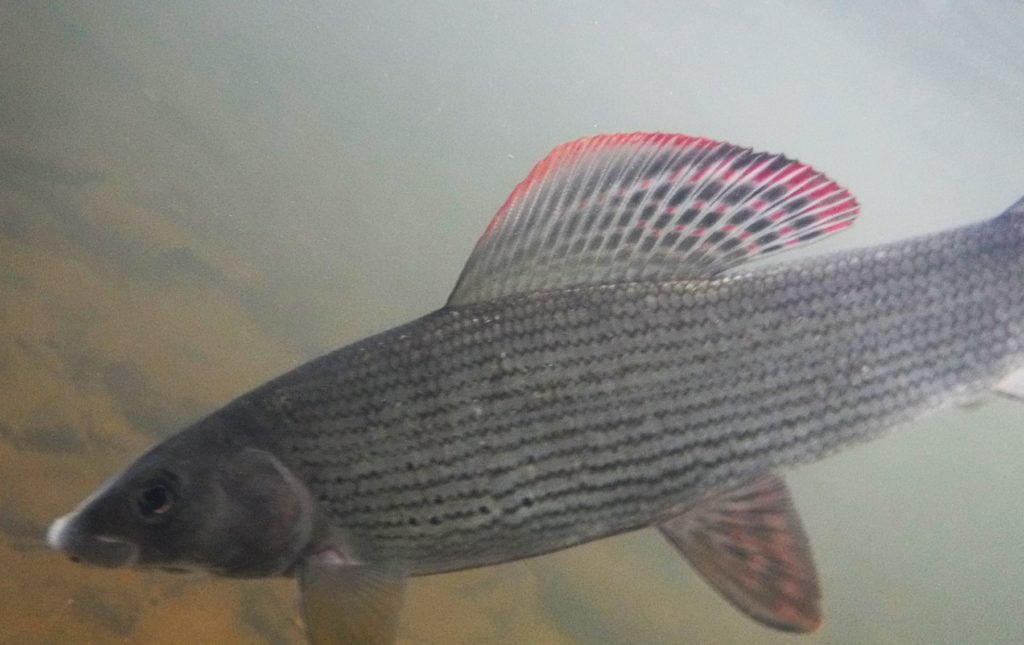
[2,2,1023,643]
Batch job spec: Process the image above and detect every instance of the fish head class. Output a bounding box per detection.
[47,414,317,578]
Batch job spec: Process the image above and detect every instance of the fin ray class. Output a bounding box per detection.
[299,553,406,645]
[658,473,822,633]
[450,133,858,306]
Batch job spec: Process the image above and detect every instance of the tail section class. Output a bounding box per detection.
[992,193,1024,400]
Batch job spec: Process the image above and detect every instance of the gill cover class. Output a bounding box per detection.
[204,447,317,576]
[49,441,316,578]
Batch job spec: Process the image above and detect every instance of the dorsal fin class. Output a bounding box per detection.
[448,132,859,306]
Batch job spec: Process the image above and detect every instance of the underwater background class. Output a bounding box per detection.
[2,1,1023,643]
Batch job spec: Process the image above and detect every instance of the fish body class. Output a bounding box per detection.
[244,214,1024,573]
[47,133,1024,642]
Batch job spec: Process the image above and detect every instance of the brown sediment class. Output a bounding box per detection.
[0,182,303,642]
[401,564,572,645]
[0,6,303,641]
[0,3,667,644]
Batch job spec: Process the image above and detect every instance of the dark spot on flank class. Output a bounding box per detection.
[408,517,419,526]
[745,219,772,233]
[697,212,721,228]
[785,197,809,213]
[722,184,753,204]
[479,506,491,515]
[678,236,698,252]
[697,182,723,201]
[668,186,692,206]
[522,497,534,508]
[405,461,414,471]
[761,185,787,201]
[433,496,443,505]
[728,209,755,225]
[643,160,667,181]
[729,151,762,170]
[429,516,440,525]
[678,208,701,226]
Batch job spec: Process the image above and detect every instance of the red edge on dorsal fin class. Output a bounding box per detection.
[449,132,860,307]
[486,132,717,236]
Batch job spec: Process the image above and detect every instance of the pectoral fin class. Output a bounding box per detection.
[298,551,407,645]
[658,473,821,632]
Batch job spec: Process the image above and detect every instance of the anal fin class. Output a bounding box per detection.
[658,473,821,632]
[299,551,406,645]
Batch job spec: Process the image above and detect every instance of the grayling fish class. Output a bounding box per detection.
[48,132,1024,643]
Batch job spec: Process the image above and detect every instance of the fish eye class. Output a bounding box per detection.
[133,478,177,522]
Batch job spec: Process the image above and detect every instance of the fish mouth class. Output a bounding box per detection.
[47,514,139,568]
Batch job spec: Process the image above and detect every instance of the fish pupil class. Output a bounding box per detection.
[137,484,173,517]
